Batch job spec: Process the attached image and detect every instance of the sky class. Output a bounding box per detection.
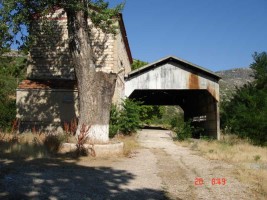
[110,0,267,71]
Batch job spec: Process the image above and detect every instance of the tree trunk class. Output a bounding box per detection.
[66,7,117,143]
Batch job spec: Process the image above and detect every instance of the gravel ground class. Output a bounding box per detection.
[0,129,257,199]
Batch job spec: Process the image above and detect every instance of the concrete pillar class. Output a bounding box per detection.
[183,92,219,139]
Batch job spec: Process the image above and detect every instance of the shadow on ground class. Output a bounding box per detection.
[0,146,168,200]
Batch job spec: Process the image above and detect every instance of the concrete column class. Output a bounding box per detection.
[183,92,219,139]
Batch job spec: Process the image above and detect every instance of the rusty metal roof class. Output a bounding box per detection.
[127,56,221,80]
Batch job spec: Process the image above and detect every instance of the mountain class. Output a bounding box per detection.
[216,68,254,101]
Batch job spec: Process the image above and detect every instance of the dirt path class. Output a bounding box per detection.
[136,129,256,200]
[0,129,257,199]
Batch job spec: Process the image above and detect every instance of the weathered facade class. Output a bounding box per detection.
[125,56,221,139]
[16,8,132,131]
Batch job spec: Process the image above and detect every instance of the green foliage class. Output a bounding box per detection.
[139,105,163,125]
[0,0,124,51]
[0,20,12,54]
[175,121,193,141]
[90,1,125,34]
[254,155,261,162]
[221,84,267,145]
[0,56,26,77]
[170,116,183,129]
[250,52,267,89]
[0,99,16,131]
[119,98,141,135]
[109,99,165,137]
[131,59,148,70]
[172,119,204,141]
[109,99,142,137]
[221,52,267,146]
[153,106,184,128]
[109,104,121,138]
[0,56,26,131]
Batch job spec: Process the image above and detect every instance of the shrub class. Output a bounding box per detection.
[109,99,142,137]
[170,116,182,129]
[175,121,193,140]
[139,105,163,125]
[119,99,141,135]
[109,104,121,138]
[0,99,16,131]
[0,56,26,131]
[221,83,267,146]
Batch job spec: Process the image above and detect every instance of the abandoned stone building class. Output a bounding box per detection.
[16,8,133,131]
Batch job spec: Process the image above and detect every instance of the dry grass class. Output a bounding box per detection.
[176,134,267,197]
[0,132,46,159]
[1,131,141,159]
[113,134,140,157]
[0,132,66,159]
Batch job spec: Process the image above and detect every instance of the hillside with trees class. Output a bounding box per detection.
[216,68,254,101]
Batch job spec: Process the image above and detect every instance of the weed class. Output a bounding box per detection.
[32,126,37,134]
[209,149,214,153]
[70,118,78,135]
[115,134,139,157]
[254,155,261,162]
[11,118,20,133]
[75,124,95,157]
[200,135,213,141]
[43,133,63,154]
[63,122,70,134]
[0,132,48,159]
[175,121,192,140]
[63,118,78,141]
[0,132,6,141]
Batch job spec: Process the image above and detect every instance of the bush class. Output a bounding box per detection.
[221,85,267,145]
[139,105,163,125]
[0,99,16,131]
[175,121,193,141]
[109,99,142,137]
[109,104,121,138]
[170,116,183,129]
[118,99,141,135]
[152,106,183,128]
[0,56,26,131]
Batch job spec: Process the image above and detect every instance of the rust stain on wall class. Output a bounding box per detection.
[189,73,199,89]
[207,83,219,101]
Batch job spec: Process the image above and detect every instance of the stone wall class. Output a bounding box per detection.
[27,8,131,81]
[27,9,73,79]
[112,21,132,104]
[16,88,79,132]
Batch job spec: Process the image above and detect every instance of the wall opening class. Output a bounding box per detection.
[128,89,219,139]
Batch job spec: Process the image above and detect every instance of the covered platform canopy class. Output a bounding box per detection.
[125,56,221,139]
